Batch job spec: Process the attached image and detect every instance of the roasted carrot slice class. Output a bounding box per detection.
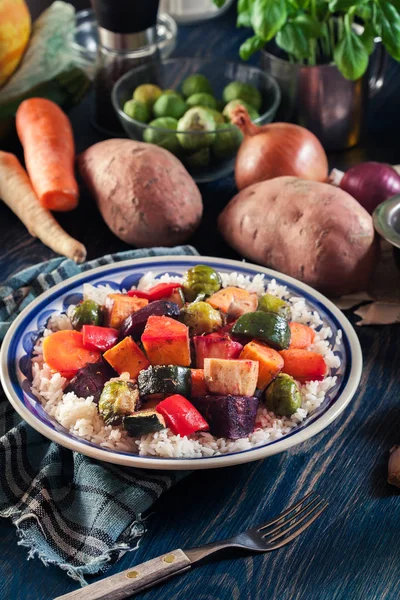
[289,323,316,350]
[42,330,101,379]
[240,339,284,389]
[191,369,207,397]
[280,349,327,383]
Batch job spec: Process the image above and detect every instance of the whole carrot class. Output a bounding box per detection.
[16,98,79,211]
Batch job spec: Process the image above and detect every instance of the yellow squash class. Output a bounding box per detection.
[0,0,31,88]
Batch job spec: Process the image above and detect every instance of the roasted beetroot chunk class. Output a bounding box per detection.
[191,395,259,440]
[119,300,180,340]
[65,361,117,404]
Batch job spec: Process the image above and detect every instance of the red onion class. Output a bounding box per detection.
[330,162,400,214]
[231,106,329,191]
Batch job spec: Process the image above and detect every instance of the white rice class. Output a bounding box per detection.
[31,271,342,458]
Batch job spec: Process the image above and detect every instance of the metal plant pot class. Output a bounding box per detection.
[260,34,386,151]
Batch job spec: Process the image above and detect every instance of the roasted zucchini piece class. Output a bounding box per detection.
[98,379,140,425]
[231,311,291,351]
[138,365,191,400]
[124,409,166,437]
[265,373,301,416]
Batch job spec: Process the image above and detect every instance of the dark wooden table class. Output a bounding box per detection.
[2,3,400,600]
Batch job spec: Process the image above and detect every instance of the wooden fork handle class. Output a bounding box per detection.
[54,549,191,600]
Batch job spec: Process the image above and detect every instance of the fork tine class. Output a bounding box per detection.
[257,491,316,532]
[266,502,329,550]
[261,495,323,539]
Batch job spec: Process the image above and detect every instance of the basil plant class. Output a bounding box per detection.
[213,0,400,80]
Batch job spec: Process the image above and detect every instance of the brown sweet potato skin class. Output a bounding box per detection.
[78,139,202,247]
[218,176,378,297]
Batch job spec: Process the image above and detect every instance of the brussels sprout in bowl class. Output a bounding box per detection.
[112,58,281,183]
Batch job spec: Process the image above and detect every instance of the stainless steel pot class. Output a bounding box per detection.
[260,36,386,151]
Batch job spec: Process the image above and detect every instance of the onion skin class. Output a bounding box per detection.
[340,162,400,215]
[231,106,328,191]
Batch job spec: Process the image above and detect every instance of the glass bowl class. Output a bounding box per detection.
[111,58,281,183]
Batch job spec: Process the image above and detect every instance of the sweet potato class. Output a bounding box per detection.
[218,176,378,297]
[240,340,283,389]
[78,139,203,247]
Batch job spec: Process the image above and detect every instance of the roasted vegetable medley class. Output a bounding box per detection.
[122,75,263,170]
[42,266,328,442]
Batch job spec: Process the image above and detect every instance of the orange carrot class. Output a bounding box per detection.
[240,340,283,389]
[0,151,86,262]
[42,331,101,379]
[191,369,206,397]
[289,323,316,350]
[16,98,79,211]
[280,349,327,383]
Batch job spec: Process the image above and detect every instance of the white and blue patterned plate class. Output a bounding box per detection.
[0,256,362,470]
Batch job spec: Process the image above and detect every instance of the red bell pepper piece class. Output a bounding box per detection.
[82,325,119,352]
[128,282,183,302]
[156,394,209,436]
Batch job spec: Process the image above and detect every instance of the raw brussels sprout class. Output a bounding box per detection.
[186,93,217,110]
[133,84,162,108]
[182,264,222,301]
[223,99,260,122]
[181,73,213,98]
[177,107,216,151]
[153,93,187,119]
[143,117,180,154]
[71,300,102,331]
[99,380,140,426]
[203,107,225,124]
[265,373,301,416]
[181,301,223,335]
[184,147,210,168]
[258,293,291,320]
[123,99,150,123]
[222,81,262,112]
[212,123,243,160]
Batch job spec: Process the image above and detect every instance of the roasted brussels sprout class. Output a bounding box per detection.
[123,99,150,123]
[223,99,260,122]
[265,373,301,416]
[182,73,213,98]
[181,301,223,335]
[258,293,291,320]
[153,93,187,119]
[212,123,243,160]
[184,147,210,168]
[98,379,140,425]
[177,107,216,151]
[182,264,222,301]
[143,117,180,154]
[71,300,103,331]
[186,93,217,110]
[222,81,262,112]
[133,84,162,108]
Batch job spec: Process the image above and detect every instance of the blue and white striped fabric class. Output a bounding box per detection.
[0,246,197,584]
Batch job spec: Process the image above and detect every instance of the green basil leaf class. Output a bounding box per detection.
[212,0,226,7]
[239,35,266,60]
[360,22,375,55]
[329,0,364,11]
[355,5,372,21]
[375,2,400,61]
[237,0,255,28]
[251,0,287,41]
[276,22,310,59]
[334,27,369,79]
[294,14,322,37]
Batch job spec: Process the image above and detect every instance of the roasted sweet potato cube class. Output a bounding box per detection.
[105,294,148,329]
[103,336,149,379]
[141,315,191,366]
[240,339,284,389]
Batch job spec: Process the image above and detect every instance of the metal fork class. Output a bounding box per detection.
[55,492,328,600]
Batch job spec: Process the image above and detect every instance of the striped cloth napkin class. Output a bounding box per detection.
[0,246,197,584]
